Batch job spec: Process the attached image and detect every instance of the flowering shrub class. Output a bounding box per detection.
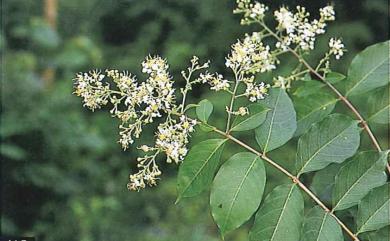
[74,1,389,240]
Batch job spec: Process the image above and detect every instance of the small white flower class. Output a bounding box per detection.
[226,32,277,74]
[198,72,230,91]
[329,38,345,59]
[234,0,268,24]
[275,7,295,33]
[320,5,335,21]
[245,82,270,102]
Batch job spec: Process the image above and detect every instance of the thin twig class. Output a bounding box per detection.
[287,49,389,173]
[225,70,241,132]
[212,127,360,241]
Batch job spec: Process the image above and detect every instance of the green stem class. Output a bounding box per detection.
[225,70,241,132]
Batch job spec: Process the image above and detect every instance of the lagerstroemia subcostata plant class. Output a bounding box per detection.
[73,1,390,240]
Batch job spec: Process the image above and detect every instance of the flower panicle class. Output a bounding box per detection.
[74,56,204,191]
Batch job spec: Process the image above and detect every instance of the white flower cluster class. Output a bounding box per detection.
[226,32,277,74]
[155,115,197,164]
[197,72,230,91]
[329,38,345,59]
[273,75,293,89]
[128,151,161,191]
[121,57,176,149]
[236,107,249,116]
[234,0,268,24]
[74,70,110,110]
[75,56,177,150]
[75,56,203,191]
[127,115,197,191]
[245,82,269,102]
[274,5,336,51]
[320,5,336,21]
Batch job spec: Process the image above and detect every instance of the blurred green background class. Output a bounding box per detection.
[1,0,388,240]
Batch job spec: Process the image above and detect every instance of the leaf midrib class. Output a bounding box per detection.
[346,57,387,96]
[180,140,225,195]
[297,122,355,175]
[263,90,282,153]
[315,212,328,241]
[232,109,268,131]
[369,104,390,121]
[358,198,390,233]
[222,156,258,230]
[298,100,337,123]
[269,185,296,241]
[333,157,382,210]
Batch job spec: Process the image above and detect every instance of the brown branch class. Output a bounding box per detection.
[212,127,360,241]
[258,22,389,174]
[287,49,389,174]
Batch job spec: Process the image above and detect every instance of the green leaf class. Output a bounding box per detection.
[294,81,325,97]
[293,92,338,137]
[198,123,214,132]
[196,99,213,122]
[325,72,346,84]
[210,152,266,235]
[183,103,199,112]
[302,206,343,241]
[367,87,389,124]
[255,88,297,153]
[310,164,341,204]
[249,184,304,241]
[296,114,360,176]
[363,226,389,241]
[356,183,390,234]
[332,151,388,211]
[346,41,390,96]
[230,104,269,132]
[177,139,226,199]
[0,143,27,160]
